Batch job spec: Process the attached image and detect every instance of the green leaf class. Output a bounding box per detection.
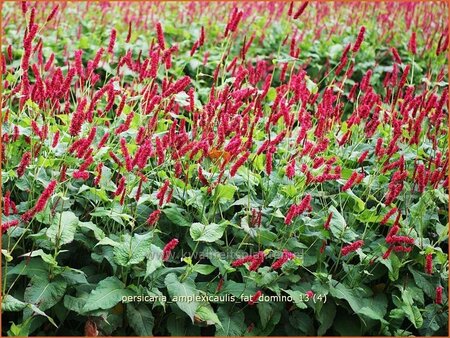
[190,222,226,242]
[2,295,27,312]
[344,189,366,212]
[7,258,49,278]
[266,87,277,101]
[79,221,105,241]
[95,236,120,247]
[192,264,216,275]
[20,249,58,267]
[359,307,388,324]
[283,290,307,309]
[328,206,356,242]
[2,249,13,262]
[83,276,133,312]
[420,304,444,336]
[7,317,33,336]
[78,36,89,49]
[165,273,199,322]
[379,253,401,281]
[60,267,88,285]
[28,304,58,327]
[305,76,318,94]
[204,249,236,275]
[127,303,154,336]
[289,310,314,335]
[163,207,192,227]
[46,211,79,246]
[195,304,222,327]
[240,216,257,238]
[174,91,189,106]
[63,295,87,314]
[329,282,363,313]
[213,184,237,203]
[409,265,440,298]
[220,280,256,298]
[333,312,362,336]
[114,232,153,267]
[257,302,282,331]
[215,306,246,336]
[359,293,388,324]
[410,191,439,237]
[317,301,336,335]
[401,289,423,328]
[23,275,67,318]
[91,206,130,226]
[145,245,163,279]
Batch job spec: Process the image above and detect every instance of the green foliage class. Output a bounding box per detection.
[1,1,448,336]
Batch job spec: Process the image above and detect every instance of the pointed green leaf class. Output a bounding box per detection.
[165,273,199,322]
[190,222,226,242]
[127,303,154,336]
[215,306,246,336]
[46,211,79,246]
[2,295,27,312]
[114,232,153,267]
[83,276,133,312]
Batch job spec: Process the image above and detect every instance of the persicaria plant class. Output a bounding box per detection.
[1,1,448,336]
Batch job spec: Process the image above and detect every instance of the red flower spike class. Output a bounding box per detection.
[155,22,165,50]
[271,250,295,270]
[108,28,116,54]
[162,238,179,261]
[324,213,332,230]
[341,240,364,256]
[248,291,262,305]
[17,152,31,177]
[293,2,309,19]
[352,26,366,53]
[425,254,433,275]
[381,208,398,225]
[435,286,443,304]
[146,210,161,227]
[2,219,20,233]
[248,251,265,271]
[408,31,417,55]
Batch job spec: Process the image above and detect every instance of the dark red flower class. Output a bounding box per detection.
[408,31,416,55]
[293,2,309,19]
[126,21,132,43]
[162,238,179,261]
[2,219,19,233]
[381,208,398,225]
[382,246,393,259]
[248,251,265,271]
[341,171,363,191]
[324,212,332,230]
[216,278,224,292]
[146,210,161,226]
[114,176,126,196]
[271,250,295,270]
[284,194,312,225]
[341,240,364,256]
[73,170,89,180]
[108,28,116,54]
[230,151,250,177]
[155,22,165,50]
[17,151,31,177]
[425,254,433,275]
[352,26,366,53]
[435,286,443,304]
[231,255,254,267]
[248,291,262,305]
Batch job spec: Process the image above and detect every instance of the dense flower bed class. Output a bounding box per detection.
[1,1,448,336]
